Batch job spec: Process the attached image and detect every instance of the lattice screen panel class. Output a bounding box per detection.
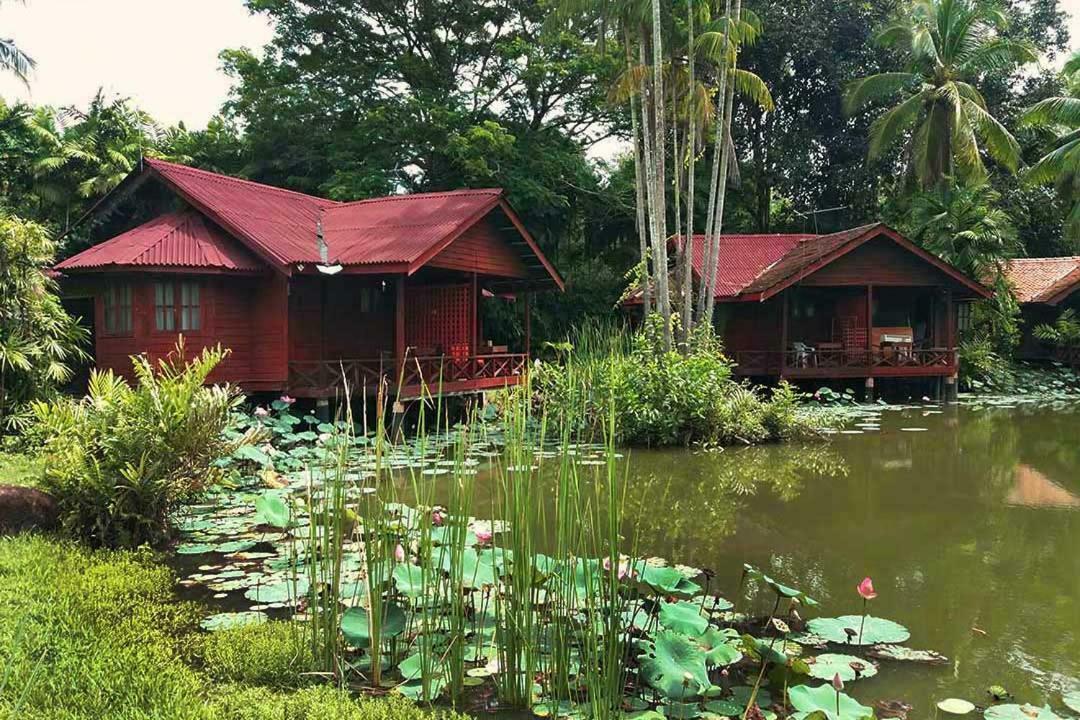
[405,285,472,356]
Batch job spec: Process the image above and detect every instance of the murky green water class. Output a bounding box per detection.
[593,403,1080,712]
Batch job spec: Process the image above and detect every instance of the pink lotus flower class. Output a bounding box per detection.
[602,556,637,581]
[832,673,844,692]
[254,406,270,418]
[279,395,295,405]
[394,543,406,562]
[432,508,447,527]
[857,577,877,600]
[475,529,493,545]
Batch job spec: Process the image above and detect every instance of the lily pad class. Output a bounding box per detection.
[243,577,309,604]
[805,653,878,682]
[176,543,214,555]
[637,630,710,699]
[659,600,709,636]
[340,603,407,647]
[984,705,1061,720]
[199,611,268,632]
[704,700,743,716]
[693,627,743,667]
[1064,691,1080,714]
[868,644,948,664]
[806,615,910,646]
[732,686,773,707]
[638,564,702,596]
[788,683,875,720]
[936,699,975,715]
[254,492,291,528]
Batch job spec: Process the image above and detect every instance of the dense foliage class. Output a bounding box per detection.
[533,324,827,446]
[0,534,469,720]
[27,342,243,548]
[0,214,88,431]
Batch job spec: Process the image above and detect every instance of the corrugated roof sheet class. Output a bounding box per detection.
[1003,257,1080,304]
[324,190,504,265]
[55,211,263,271]
[686,232,813,299]
[740,224,878,295]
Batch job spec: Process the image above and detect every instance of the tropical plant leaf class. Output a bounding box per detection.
[806,615,910,645]
[340,603,407,647]
[638,630,711,699]
[805,653,878,682]
[787,683,875,720]
[659,600,709,636]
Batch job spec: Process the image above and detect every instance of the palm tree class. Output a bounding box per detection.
[0,1,34,85]
[845,0,1035,189]
[905,181,1019,279]
[1020,52,1080,235]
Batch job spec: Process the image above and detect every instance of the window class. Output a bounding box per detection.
[103,284,133,334]
[155,281,202,332]
[180,282,200,330]
[957,302,973,334]
[356,286,382,313]
[155,282,175,331]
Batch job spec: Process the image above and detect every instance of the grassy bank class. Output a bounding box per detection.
[0,533,467,720]
[0,450,41,487]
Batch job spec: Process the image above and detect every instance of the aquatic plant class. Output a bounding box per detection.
[855,577,876,644]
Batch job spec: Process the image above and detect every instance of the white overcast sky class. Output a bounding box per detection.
[1,0,1080,132]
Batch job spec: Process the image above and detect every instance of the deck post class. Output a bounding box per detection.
[866,283,874,367]
[395,276,406,384]
[945,373,958,403]
[472,272,479,356]
[780,291,788,375]
[524,290,532,357]
[864,377,875,403]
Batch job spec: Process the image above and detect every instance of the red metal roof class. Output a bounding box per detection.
[1003,257,1080,305]
[55,211,264,272]
[665,223,990,302]
[60,159,559,285]
[323,190,504,266]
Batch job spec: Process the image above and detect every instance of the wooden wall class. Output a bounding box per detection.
[801,236,962,287]
[287,276,395,364]
[427,216,528,278]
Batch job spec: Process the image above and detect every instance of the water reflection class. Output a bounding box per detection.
[1006,465,1080,509]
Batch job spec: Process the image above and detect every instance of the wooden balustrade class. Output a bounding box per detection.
[732,348,957,378]
[287,353,528,397]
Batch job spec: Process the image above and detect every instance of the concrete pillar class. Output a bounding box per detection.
[315,398,331,423]
[864,377,875,404]
[945,374,958,404]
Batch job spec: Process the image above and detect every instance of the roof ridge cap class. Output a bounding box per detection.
[147,158,339,205]
[331,188,504,209]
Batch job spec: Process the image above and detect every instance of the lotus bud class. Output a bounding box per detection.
[832,673,844,692]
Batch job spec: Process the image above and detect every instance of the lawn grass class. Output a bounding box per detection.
[0,533,468,720]
[0,451,42,487]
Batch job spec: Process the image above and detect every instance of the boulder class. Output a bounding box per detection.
[0,485,59,535]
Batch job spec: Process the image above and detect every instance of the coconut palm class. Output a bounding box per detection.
[0,1,34,84]
[845,0,1035,189]
[1020,52,1080,235]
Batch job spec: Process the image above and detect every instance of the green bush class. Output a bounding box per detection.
[198,621,317,689]
[0,534,469,720]
[533,322,825,446]
[28,341,244,548]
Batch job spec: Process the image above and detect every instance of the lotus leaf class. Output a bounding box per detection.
[694,627,743,667]
[176,543,214,555]
[394,677,446,701]
[805,654,878,682]
[340,603,407,647]
[639,565,702,596]
[659,600,709,636]
[660,702,702,718]
[867,645,947,664]
[244,577,309,604]
[393,563,426,598]
[936,699,975,715]
[984,706,1061,720]
[732,686,773,707]
[704,700,743,715]
[806,616,910,645]
[397,652,445,682]
[1064,691,1080,714]
[199,611,268,631]
[787,684,874,720]
[637,630,710,699]
[213,540,257,554]
[254,492,291,528]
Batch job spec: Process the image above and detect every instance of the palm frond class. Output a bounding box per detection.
[1025,135,1080,186]
[868,89,928,159]
[0,37,35,84]
[844,73,919,115]
[729,68,773,111]
[962,96,1021,171]
[957,38,1037,75]
[1021,96,1080,128]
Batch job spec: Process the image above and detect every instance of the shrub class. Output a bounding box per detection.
[533,322,826,446]
[209,685,465,720]
[0,214,89,432]
[197,621,317,689]
[28,341,244,548]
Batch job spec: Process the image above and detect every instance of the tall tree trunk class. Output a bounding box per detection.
[648,0,672,351]
[680,0,697,348]
[704,0,742,327]
[626,33,651,316]
[698,0,733,319]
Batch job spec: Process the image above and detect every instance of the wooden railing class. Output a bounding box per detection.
[732,348,957,377]
[287,353,528,396]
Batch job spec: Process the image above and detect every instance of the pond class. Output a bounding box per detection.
[177,398,1080,715]
[589,402,1080,712]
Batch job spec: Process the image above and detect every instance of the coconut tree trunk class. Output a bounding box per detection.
[698,0,733,318]
[680,0,697,348]
[703,0,742,327]
[648,0,672,351]
[626,33,652,316]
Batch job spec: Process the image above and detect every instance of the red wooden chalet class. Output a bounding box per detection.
[629,224,991,384]
[1002,257,1080,367]
[55,159,563,399]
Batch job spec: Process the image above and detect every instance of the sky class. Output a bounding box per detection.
[1,0,1080,133]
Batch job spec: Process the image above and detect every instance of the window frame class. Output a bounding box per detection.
[153,280,204,334]
[102,283,134,337]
